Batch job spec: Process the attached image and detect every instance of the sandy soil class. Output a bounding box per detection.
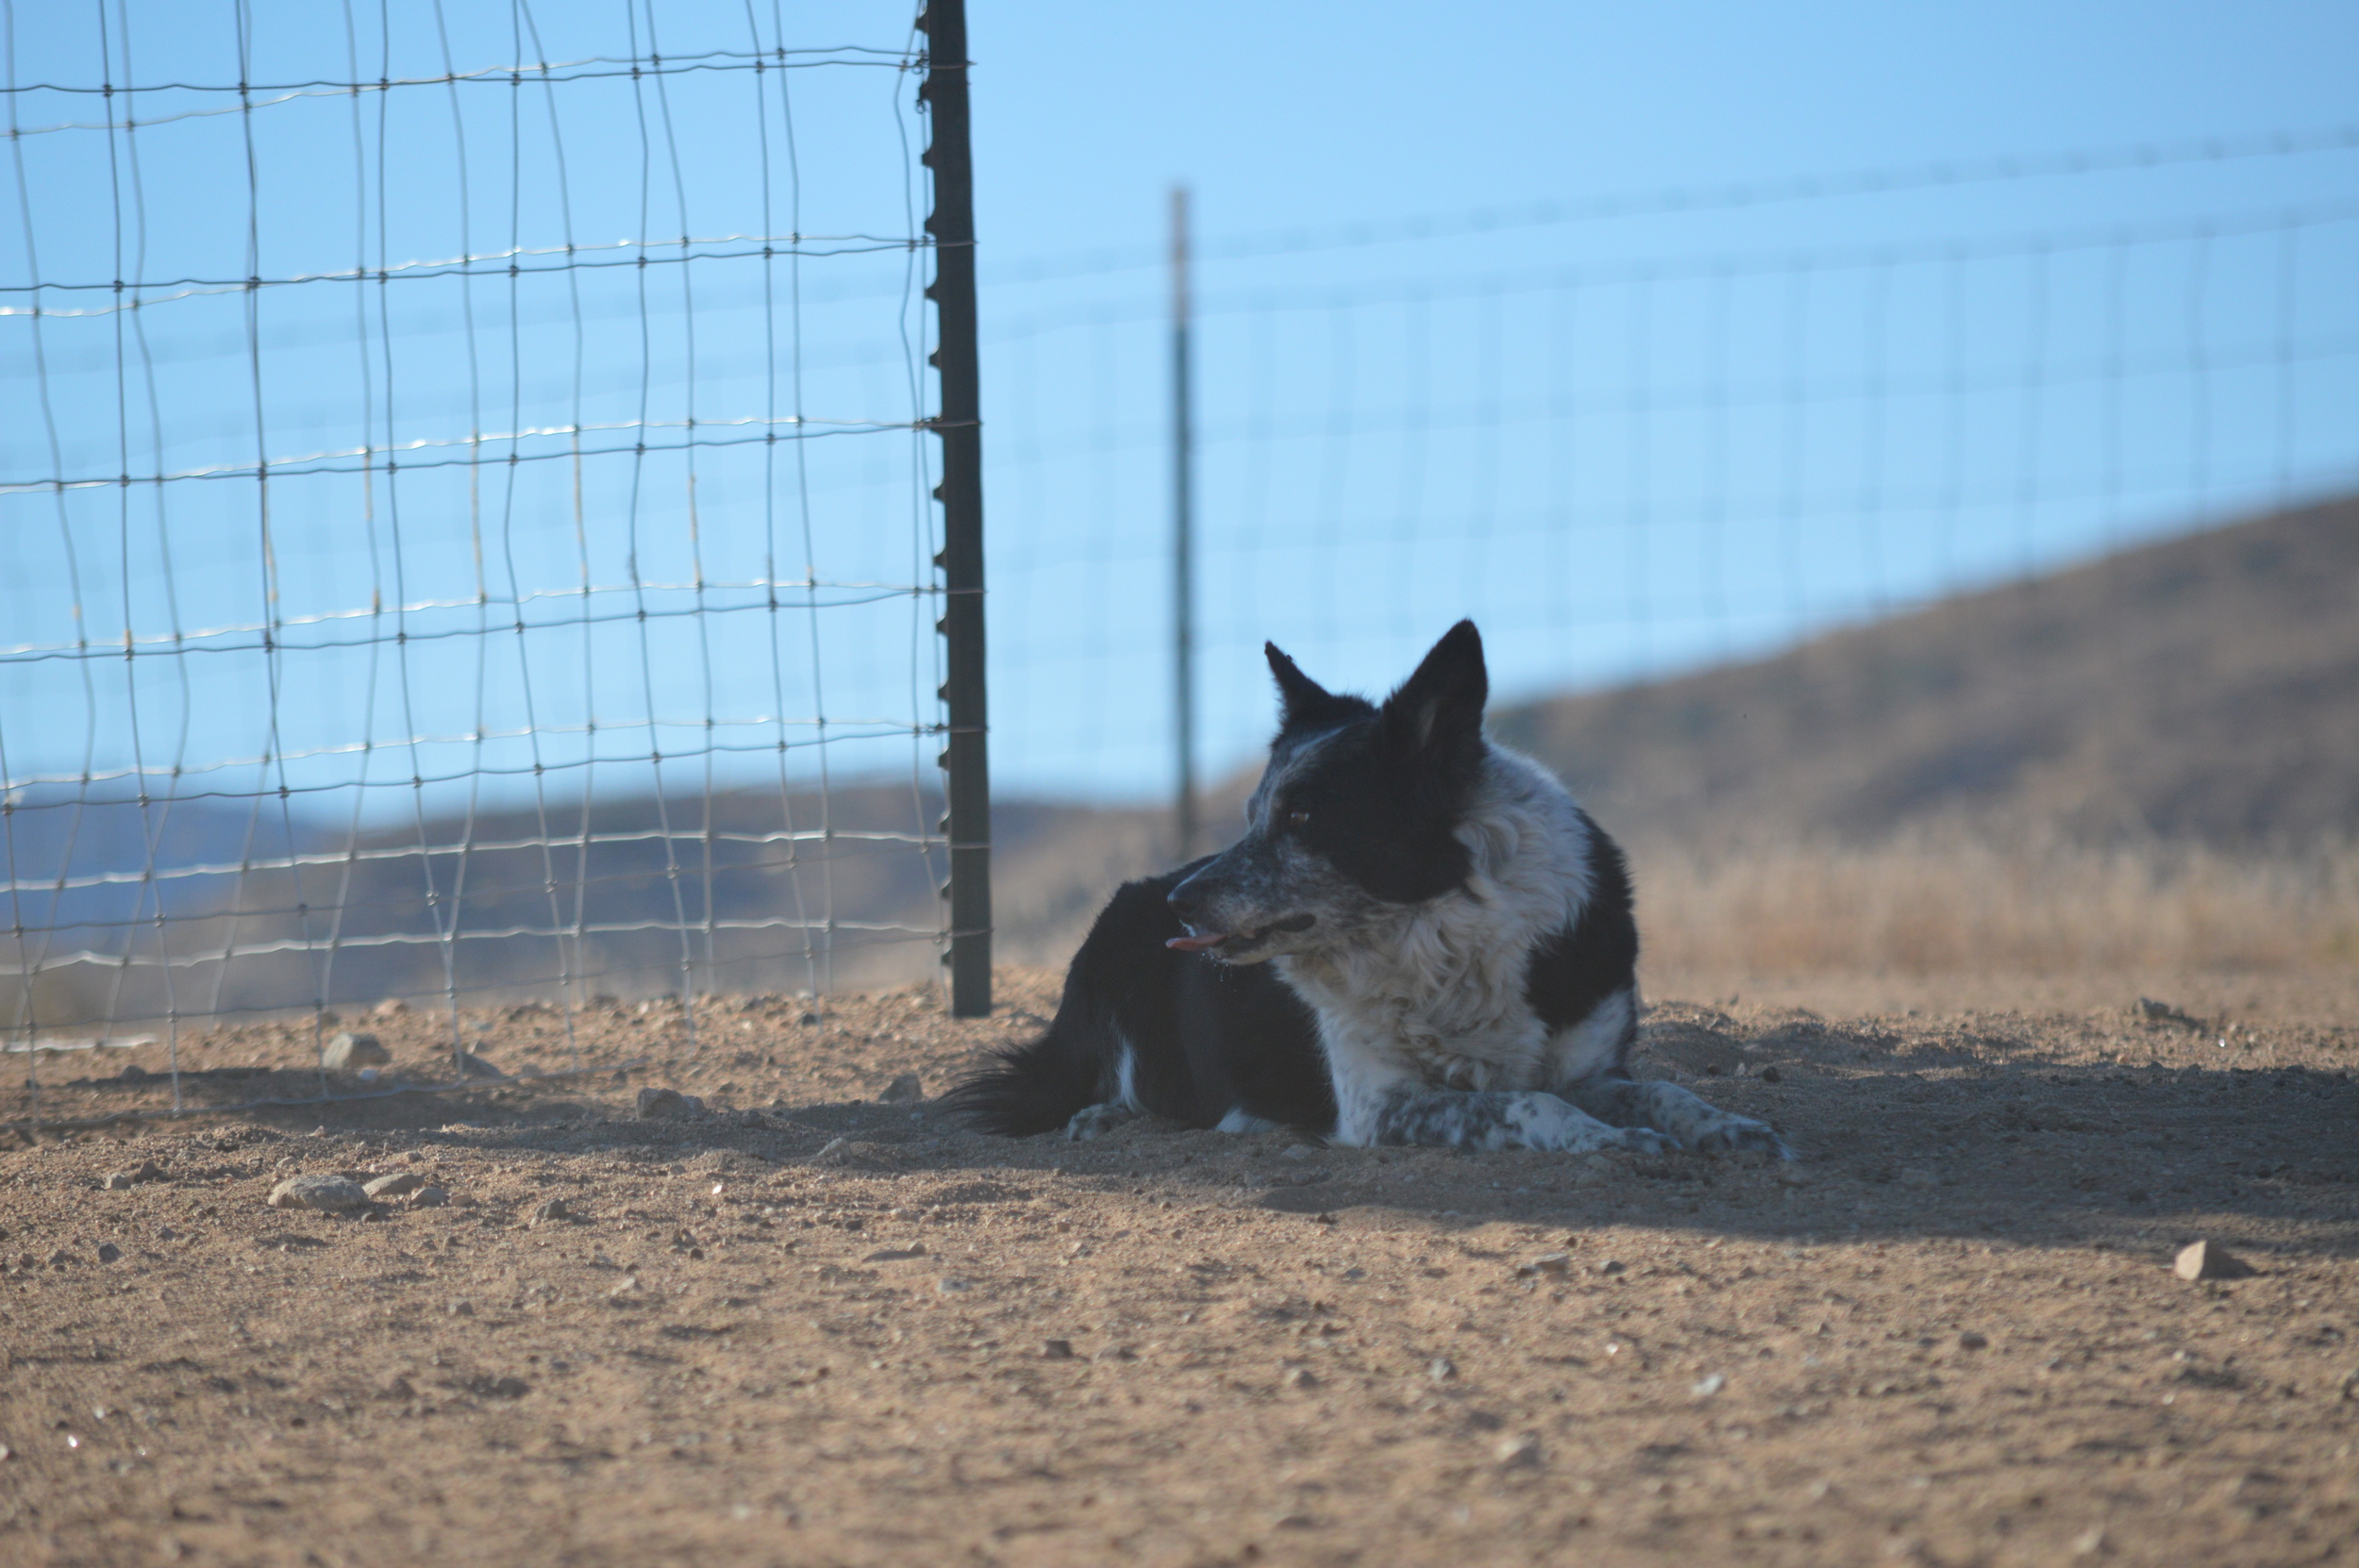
[4,970,2356,1567]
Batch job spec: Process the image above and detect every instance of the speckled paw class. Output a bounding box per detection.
[1691,1116,1792,1160]
[1606,1125,1680,1158]
[1062,1103,1140,1142]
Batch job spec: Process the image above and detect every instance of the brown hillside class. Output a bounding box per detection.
[1491,493,2359,847]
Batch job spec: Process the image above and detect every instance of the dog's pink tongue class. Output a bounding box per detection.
[1164,931,1228,952]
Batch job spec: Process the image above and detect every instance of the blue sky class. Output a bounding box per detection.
[5,0,2356,826]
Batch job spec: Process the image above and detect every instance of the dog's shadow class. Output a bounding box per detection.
[264,1009,2359,1263]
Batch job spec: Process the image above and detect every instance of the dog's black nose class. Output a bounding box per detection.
[1166,881,1205,924]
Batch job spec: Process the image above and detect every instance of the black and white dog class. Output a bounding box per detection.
[947,621,1786,1159]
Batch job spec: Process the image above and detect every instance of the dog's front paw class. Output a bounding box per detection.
[1690,1114,1791,1161]
[1605,1125,1680,1158]
[1062,1103,1140,1142]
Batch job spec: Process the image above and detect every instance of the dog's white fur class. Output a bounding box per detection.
[1273,746,1649,1149]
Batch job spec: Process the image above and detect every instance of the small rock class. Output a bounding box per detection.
[1429,1357,1457,1383]
[1596,1259,1626,1276]
[370,998,410,1018]
[2136,997,2183,1022]
[2072,1526,2108,1557]
[862,1244,928,1262]
[1495,1434,1542,1468]
[1958,1331,1989,1350]
[635,1086,706,1121]
[1283,1366,1318,1390]
[446,1298,475,1317]
[607,1276,641,1301]
[363,1172,422,1199]
[101,1159,164,1191]
[115,1063,149,1082]
[465,1374,529,1399]
[1758,1066,1783,1084]
[2173,1240,2253,1281]
[935,1277,972,1294]
[95,1242,123,1264]
[531,1198,571,1225]
[1041,1338,1074,1359]
[321,1031,391,1073]
[266,1174,369,1213]
[456,1050,504,1079]
[409,1185,450,1209]
[1516,1253,1571,1276]
[1691,1373,1727,1398]
[877,1072,925,1105]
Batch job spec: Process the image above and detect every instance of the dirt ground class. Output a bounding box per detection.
[4,968,2356,1568]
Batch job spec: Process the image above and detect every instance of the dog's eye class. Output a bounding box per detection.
[1286,809,1311,829]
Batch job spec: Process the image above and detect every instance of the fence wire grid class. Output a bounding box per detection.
[3,0,958,1116]
[7,0,2359,1134]
[984,135,2359,811]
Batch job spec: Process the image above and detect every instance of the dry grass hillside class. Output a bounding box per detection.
[1492,494,2359,849]
[991,496,2359,983]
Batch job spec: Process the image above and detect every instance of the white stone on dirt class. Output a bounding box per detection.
[878,1073,925,1104]
[531,1198,571,1225]
[363,1172,422,1198]
[266,1174,369,1212]
[1496,1434,1542,1467]
[2174,1240,2252,1280]
[1516,1252,1571,1276]
[409,1185,450,1209]
[1428,1358,1457,1383]
[321,1032,391,1073]
[1692,1373,1728,1398]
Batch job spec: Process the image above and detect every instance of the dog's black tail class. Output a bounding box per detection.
[939,1026,1101,1137]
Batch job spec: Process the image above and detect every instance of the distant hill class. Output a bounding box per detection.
[1492,493,2359,848]
[14,493,2351,1022]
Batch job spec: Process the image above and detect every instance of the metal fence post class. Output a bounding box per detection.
[920,0,992,1016]
[1171,184,1198,863]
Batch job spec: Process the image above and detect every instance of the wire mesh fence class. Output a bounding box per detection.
[985,165,2359,812]
[7,0,2358,1131]
[2,0,962,1115]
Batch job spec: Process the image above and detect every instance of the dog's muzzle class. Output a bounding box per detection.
[1165,912,1315,956]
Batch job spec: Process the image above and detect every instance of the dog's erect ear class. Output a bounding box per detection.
[1266,642,1346,729]
[1381,620,1488,761]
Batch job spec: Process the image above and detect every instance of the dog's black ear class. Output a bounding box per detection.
[1266,642,1348,729]
[1381,620,1487,762]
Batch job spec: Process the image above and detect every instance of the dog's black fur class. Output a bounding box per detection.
[947,623,1784,1158]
